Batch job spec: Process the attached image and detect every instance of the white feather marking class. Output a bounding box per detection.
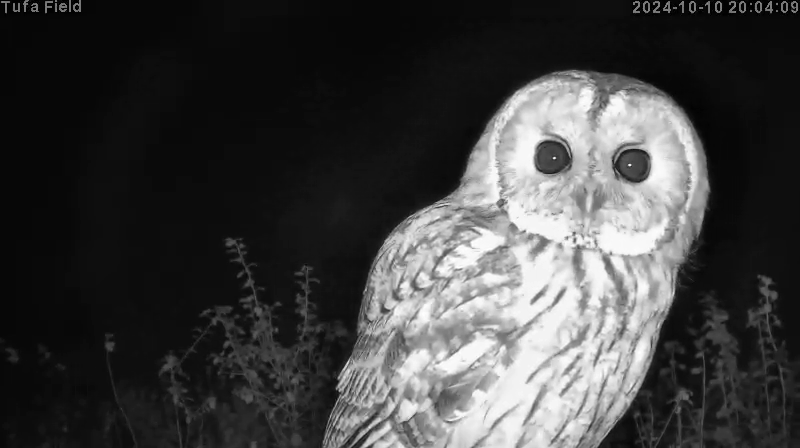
[505,201,570,243]
[470,230,506,252]
[395,399,418,422]
[442,230,506,271]
[602,95,629,124]
[580,251,608,300]
[577,85,595,113]
[595,219,666,256]
[392,351,432,387]
[435,336,496,376]
[505,185,668,256]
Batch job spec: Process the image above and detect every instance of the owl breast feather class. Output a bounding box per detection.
[325,201,675,448]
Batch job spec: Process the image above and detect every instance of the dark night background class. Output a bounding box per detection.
[4,5,799,446]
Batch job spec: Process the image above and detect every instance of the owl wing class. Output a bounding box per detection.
[323,202,526,448]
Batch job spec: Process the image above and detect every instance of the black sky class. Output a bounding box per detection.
[6,10,798,378]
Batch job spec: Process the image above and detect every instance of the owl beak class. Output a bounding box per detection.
[575,185,605,218]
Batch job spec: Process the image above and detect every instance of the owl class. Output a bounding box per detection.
[323,70,709,448]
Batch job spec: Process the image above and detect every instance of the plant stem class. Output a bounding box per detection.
[105,349,138,448]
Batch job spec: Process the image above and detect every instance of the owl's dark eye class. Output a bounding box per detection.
[614,148,651,183]
[534,140,572,175]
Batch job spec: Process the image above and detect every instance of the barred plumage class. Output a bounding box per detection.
[324,71,709,448]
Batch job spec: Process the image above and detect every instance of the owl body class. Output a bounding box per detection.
[324,71,709,448]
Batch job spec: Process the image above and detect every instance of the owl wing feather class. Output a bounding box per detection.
[323,201,527,448]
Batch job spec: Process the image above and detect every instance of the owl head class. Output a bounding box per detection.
[455,70,709,263]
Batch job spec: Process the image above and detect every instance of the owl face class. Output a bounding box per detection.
[457,71,709,262]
